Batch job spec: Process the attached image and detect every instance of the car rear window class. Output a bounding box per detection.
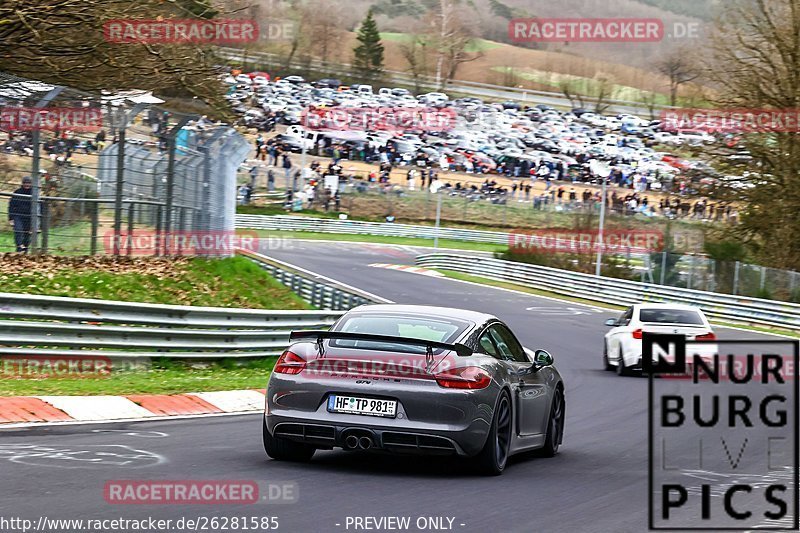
[639,309,704,325]
[331,314,470,354]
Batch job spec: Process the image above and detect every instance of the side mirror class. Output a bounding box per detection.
[605,318,619,327]
[533,349,554,368]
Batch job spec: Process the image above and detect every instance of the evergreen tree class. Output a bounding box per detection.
[353,9,384,77]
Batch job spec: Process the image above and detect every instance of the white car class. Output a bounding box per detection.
[603,304,717,376]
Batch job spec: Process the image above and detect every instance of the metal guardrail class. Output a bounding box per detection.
[236,214,510,244]
[0,292,342,359]
[238,248,390,309]
[235,215,647,262]
[0,250,386,360]
[416,253,800,333]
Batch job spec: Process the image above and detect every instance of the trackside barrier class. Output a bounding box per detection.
[0,293,342,359]
[0,251,386,360]
[415,253,800,333]
[237,248,390,310]
[236,214,510,244]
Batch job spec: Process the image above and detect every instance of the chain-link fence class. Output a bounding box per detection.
[645,252,800,302]
[0,71,249,256]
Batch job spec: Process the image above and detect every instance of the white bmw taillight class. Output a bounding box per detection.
[695,332,716,341]
[274,351,307,375]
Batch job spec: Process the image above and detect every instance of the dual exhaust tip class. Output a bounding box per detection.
[344,434,373,450]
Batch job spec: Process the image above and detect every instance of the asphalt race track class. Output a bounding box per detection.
[0,241,794,533]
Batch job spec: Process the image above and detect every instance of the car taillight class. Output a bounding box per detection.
[695,332,716,341]
[435,367,492,390]
[632,329,643,339]
[274,351,306,375]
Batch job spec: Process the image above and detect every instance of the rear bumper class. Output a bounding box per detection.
[265,413,488,457]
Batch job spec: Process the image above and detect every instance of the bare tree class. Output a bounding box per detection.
[306,0,345,63]
[399,35,431,93]
[559,79,588,109]
[592,75,615,114]
[430,0,483,90]
[656,47,700,107]
[0,0,241,112]
[703,0,800,269]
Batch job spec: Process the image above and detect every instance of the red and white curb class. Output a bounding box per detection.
[0,389,266,425]
[368,263,444,277]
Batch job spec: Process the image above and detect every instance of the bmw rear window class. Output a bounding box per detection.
[639,309,704,325]
[331,314,471,354]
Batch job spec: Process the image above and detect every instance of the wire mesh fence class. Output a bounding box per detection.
[0,71,249,256]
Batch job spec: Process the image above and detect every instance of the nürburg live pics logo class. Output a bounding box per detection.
[645,333,799,530]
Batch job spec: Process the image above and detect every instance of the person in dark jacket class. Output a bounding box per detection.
[8,176,32,252]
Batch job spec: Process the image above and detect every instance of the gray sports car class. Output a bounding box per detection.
[263,304,565,475]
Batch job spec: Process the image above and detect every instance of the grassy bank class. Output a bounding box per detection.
[0,254,309,309]
[250,229,506,253]
[0,358,275,396]
[0,255,308,396]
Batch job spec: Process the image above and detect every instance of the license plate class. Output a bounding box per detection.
[327,395,397,418]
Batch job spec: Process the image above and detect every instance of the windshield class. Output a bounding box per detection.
[331,314,470,354]
[638,309,705,325]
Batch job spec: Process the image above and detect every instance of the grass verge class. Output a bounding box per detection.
[253,229,506,253]
[0,255,308,396]
[0,358,274,396]
[0,254,310,309]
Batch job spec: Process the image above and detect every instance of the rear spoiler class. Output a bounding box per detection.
[289,330,473,357]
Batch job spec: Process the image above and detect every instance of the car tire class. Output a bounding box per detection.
[263,420,315,462]
[539,388,565,457]
[474,391,513,476]
[603,341,613,371]
[616,349,631,377]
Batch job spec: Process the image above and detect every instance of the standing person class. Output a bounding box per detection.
[282,153,293,184]
[8,176,32,253]
[268,143,278,166]
[249,165,259,188]
[267,169,275,192]
[406,168,417,190]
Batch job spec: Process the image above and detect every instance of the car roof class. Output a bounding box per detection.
[634,303,703,312]
[346,304,496,325]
